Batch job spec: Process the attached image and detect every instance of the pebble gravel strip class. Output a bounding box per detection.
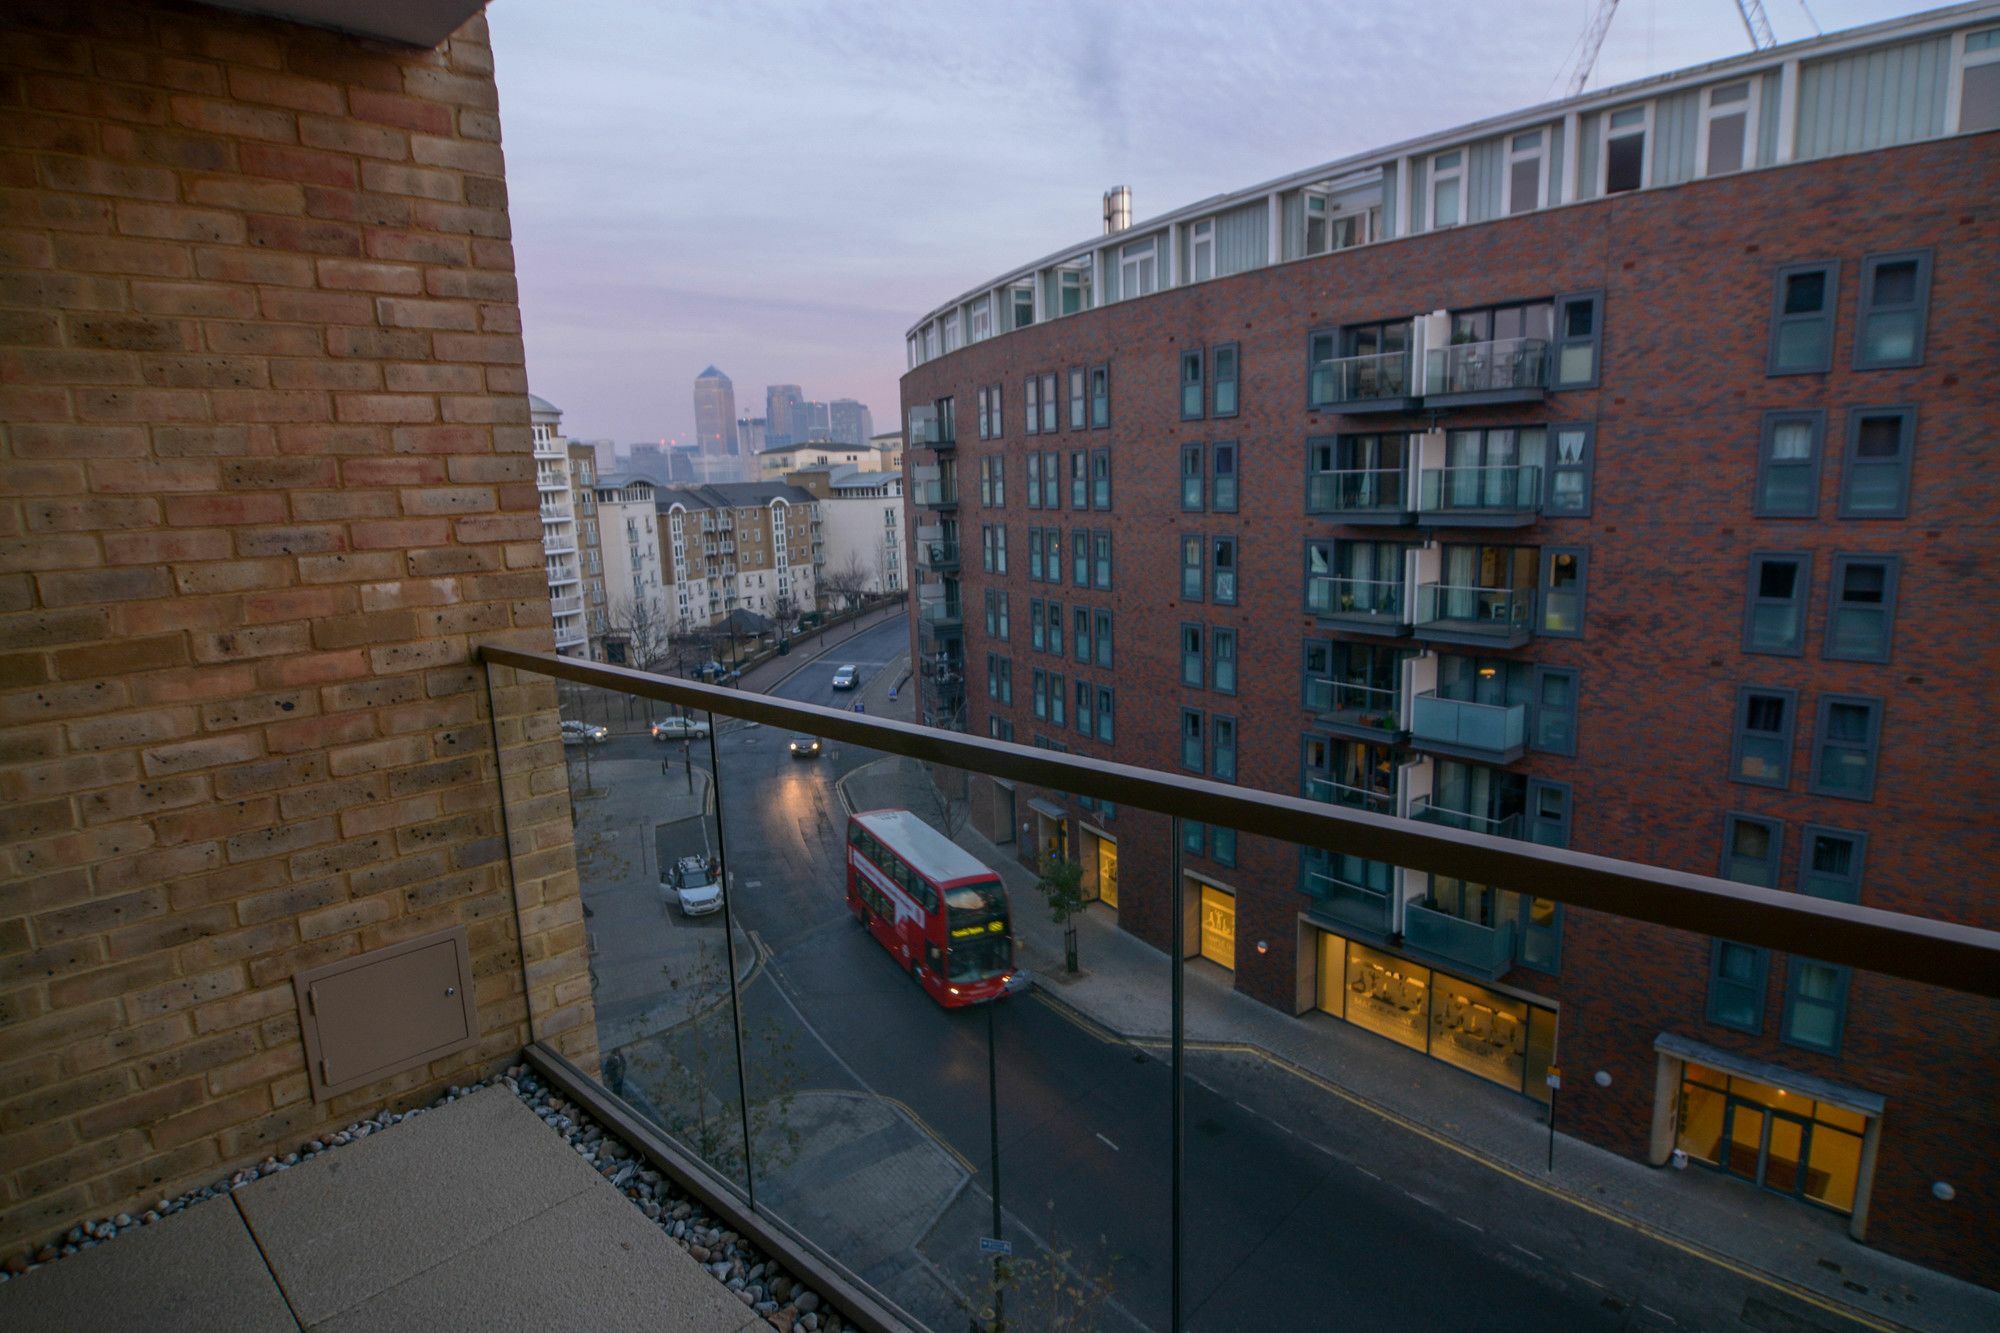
[0,1064,846,1333]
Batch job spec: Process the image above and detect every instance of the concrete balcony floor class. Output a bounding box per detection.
[0,1086,758,1333]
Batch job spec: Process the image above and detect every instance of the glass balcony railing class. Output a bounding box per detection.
[1313,678,1404,740]
[1307,575,1407,629]
[1422,337,1549,401]
[1416,465,1542,521]
[1307,467,1410,518]
[1410,691,1527,761]
[1309,348,1415,409]
[476,645,2000,1333]
[917,597,962,628]
[917,540,960,571]
[1410,797,1523,841]
[914,479,958,507]
[1413,582,1533,646]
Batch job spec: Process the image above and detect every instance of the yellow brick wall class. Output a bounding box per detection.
[0,0,594,1253]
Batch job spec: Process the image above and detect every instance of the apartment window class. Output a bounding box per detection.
[1731,686,1796,787]
[1212,628,1237,694]
[1023,376,1039,436]
[942,313,961,351]
[1959,25,2000,131]
[1428,149,1464,228]
[981,525,1006,573]
[988,718,1013,741]
[1707,940,1768,1033]
[1032,668,1047,720]
[1046,600,1064,656]
[1026,453,1043,509]
[1722,813,1783,888]
[1811,695,1881,801]
[1181,349,1205,421]
[1060,266,1091,316]
[1301,641,1332,712]
[1769,261,1837,375]
[1854,250,1932,369]
[1181,625,1204,687]
[1068,368,1086,429]
[979,455,1006,508]
[1189,218,1215,281]
[1212,715,1238,782]
[1538,547,1586,637]
[1546,423,1593,516]
[1800,827,1866,902]
[1049,671,1066,727]
[1183,820,1206,857]
[991,384,1004,438]
[1743,553,1810,656]
[1068,452,1087,509]
[1072,607,1090,664]
[1091,449,1111,507]
[1089,366,1110,428]
[1012,283,1035,330]
[1552,292,1602,388]
[1212,441,1238,512]
[1074,679,1092,738]
[969,296,991,341]
[1213,536,1238,605]
[1097,685,1115,743]
[1041,454,1060,511]
[1697,79,1755,177]
[1039,372,1058,433]
[1071,529,1089,587]
[1782,958,1850,1055]
[1092,531,1112,590]
[1181,709,1205,773]
[1530,665,1577,755]
[1119,238,1157,299]
[1094,609,1113,667]
[1180,535,1204,601]
[1503,129,1546,215]
[1839,407,1914,518]
[1602,105,1648,194]
[1212,344,1239,418]
[986,653,1012,704]
[1030,597,1046,650]
[1181,443,1205,510]
[1826,555,1899,662]
[1754,411,1824,517]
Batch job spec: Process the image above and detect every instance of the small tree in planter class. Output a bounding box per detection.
[1037,857,1086,974]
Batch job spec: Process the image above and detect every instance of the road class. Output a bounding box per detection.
[576,614,1866,1332]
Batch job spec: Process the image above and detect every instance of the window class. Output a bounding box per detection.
[1094,609,1112,667]
[1731,686,1796,787]
[1180,535,1204,601]
[1212,715,1237,782]
[1546,423,1593,515]
[981,524,1007,573]
[1026,453,1043,509]
[942,312,961,352]
[1012,283,1035,330]
[1538,547,1586,637]
[1092,530,1112,590]
[1301,641,1332,712]
[1071,529,1089,587]
[1782,958,1850,1054]
[1428,149,1463,228]
[1743,553,1810,656]
[1959,25,2000,132]
[1530,665,1577,755]
[1552,292,1602,388]
[1811,695,1881,801]
[1032,668,1047,719]
[1854,251,1931,369]
[979,455,1006,508]
[1826,555,1899,662]
[969,296,991,341]
[1045,599,1063,655]
[1707,940,1769,1034]
[1769,261,1837,375]
[1839,407,1914,518]
[1068,368,1086,429]
[1096,685,1114,743]
[1212,344,1238,418]
[1211,441,1238,512]
[1181,443,1205,510]
[1073,679,1092,738]
[1181,709,1204,772]
[1503,129,1545,215]
[1183,820,1206,856]
[1023,376,1038,436]
[1039,372,1058,433]
[1181,349,1204,421]
[1754,411,1824,517]
[1030,597,1046,650]
[1213,536,1237,605]
[1800,827,1866,902]
[1072,607,1090,664]
[1089,366,1110,428]
[1118,238,1157,299]
[1697,79,1755,177]
[1212,628,1237,694]
[1049,672,1066,726]
[1189,218,1214,281]
[986,653,1012,704]
[1091,449,1111,508]
[1602,105,1648,194]
[1059,265,1091,317]
[1722,813,1783,888]
[1041,451,1059,504]
[1068,452,1087,509]
[1181,624,1204,687]
[994,591,1009,640]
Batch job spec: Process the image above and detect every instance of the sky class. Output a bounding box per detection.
[489,0,1937,445]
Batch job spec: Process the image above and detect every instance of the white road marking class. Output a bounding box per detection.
[1640,1307,1675,1324]
[1404,1191,1442,1211]
[1095,1133,1119,1152]
[1511,1242,1543,1261]
[1354,1166,1381,1180]
[1569,1271,1604,1289]
[1234,1100,1255,1113]
[1456,1217,1484,1233]
[745,880,763,888]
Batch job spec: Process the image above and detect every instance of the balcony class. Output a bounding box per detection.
[913,479,958,508]
[1309,348,1420,414]
[1307,468,1412,525]
[917,539,960,572]
[1307,575,1409,636]
[1304,864,1396,938]
[545,566,580,588]
[1421,337,1549,408]
[1416,466,1543,528]
[1404,900,1519,979]
[1410,797,1523,841]
[536,471,568,493]
[1409,692,1528,763]
[552,620,587,649]
[1304,774,1396,816]
[543,534,576,557]
[1314,679,1406,744]
[549,594,584,618]
[1412,582,1533,648]
[917,596,962,631]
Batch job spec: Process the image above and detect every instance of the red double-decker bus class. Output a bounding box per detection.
[845,808,1014,1007]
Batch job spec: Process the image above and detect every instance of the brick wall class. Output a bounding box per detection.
[901,135,2000,1283]
[0,1,593,1255]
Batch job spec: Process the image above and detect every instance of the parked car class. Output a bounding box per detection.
[831,664,860,690]
[650,716,713,740]
[788,736,821,758]
[560,720,608,745]
[664,855,723,917]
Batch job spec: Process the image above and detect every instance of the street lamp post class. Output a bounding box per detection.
[985,998,1005,1333]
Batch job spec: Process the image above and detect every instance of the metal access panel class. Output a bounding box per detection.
[293,926,479,1102]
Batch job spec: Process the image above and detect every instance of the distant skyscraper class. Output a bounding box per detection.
[765,384,804,447]
[738,416,767,454]
[830,399,872,445]
[693,366,739,458]
[799,399,831,442]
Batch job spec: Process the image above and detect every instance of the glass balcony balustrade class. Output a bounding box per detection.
[1413,582,1534,647]
[1308,467,1411,520]
[1410,691,1527,762]
[1308,575,1409,634]
[1310,348,1417,411]
[1416,465,1543,525]
[1422,337,1550,404]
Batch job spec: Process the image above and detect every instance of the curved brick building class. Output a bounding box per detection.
[900,3,2000,1285]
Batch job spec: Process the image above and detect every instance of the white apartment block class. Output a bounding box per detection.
[786,466,904,599]
[594,479,674,667]
[530,393,587,655]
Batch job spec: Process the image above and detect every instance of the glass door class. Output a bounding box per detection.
[1765,1112,1809,1196]
[1723,1101,1765,1181]
[1198,885,1236,970]
[1098,836,1119,910]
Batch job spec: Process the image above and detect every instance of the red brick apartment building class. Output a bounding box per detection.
[903,3,2000,1283]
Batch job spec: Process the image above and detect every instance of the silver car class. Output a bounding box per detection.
[666,855,723,917]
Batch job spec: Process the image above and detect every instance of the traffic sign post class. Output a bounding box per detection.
[1545,1066,1561,1172]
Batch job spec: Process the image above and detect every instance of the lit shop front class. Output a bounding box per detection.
[1313,931,1557,1103]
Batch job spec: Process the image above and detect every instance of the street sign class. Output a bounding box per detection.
[1546,1073,1561,1089]
[978,1237,1013,1256]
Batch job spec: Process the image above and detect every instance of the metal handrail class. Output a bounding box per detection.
[1307,467,1408,512]
[1417,464,1543,511]
[1424,336,1549,395]
[478,645,2000,997]
[1308,574,1404,617]
[1415,582,1531,626]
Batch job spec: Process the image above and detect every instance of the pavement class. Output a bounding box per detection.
[0,1086,758,1333]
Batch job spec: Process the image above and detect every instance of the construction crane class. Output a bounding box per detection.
[1564,0,1781,97]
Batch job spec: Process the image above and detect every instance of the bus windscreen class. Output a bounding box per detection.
[945,879,1010,981]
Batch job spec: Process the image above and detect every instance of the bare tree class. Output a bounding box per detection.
[607,594,675,674]
[921,763,970,842]
[820,549,873,613]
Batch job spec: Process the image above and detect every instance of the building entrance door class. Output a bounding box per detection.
[1198,885,1235,970]
[1723,1100,1812,1198]
[1096,835,1118,909]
